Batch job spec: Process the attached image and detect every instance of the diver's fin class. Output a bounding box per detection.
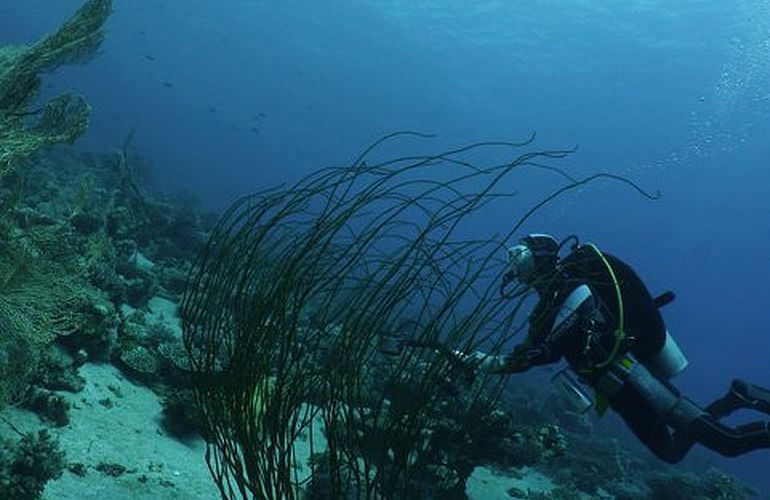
[732,379,770,415]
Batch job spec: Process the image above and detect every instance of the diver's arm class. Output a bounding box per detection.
[468,285,602,374]
[457,341,560,374]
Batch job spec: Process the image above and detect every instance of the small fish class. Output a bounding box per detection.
[250,127,259,135]
[144,55,155,61]
[163,82,174,88]
[208,106,217,113]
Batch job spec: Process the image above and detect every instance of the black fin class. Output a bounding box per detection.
[733,380,770,415]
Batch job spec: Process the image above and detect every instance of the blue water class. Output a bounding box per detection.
[4,0,769,495]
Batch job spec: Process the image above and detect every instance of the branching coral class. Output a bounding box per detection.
[0,429,66,500]
[0,0,114,408]
[0,0,112,178]
[0,227,112,405]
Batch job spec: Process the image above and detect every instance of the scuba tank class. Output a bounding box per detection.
[646,329,688,379]
[559,242,687,378]
[551,241,688,413]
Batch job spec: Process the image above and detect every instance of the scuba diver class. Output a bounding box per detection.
[471,233,770,463]
[385,233,770,463]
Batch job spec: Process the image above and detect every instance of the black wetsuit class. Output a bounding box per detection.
[495,245,770,463]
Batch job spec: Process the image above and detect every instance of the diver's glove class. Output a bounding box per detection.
[450,350,532,376]
[452,350,498,372]
[443,350,483,385]
[455,345,550,374]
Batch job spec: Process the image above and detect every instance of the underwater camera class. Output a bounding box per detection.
[551,369,594,413]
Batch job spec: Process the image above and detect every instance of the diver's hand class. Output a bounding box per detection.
[451,350,485,366]
[447,350,484,384]
[453,350,512,374]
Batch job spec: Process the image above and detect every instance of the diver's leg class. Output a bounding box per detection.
[688,416,770,457]
[612,387,694,464]
[622,413,694,464]
[607,359,770,461]
[706,379,770,418]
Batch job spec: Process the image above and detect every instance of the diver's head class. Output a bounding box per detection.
[506,233,559,288]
